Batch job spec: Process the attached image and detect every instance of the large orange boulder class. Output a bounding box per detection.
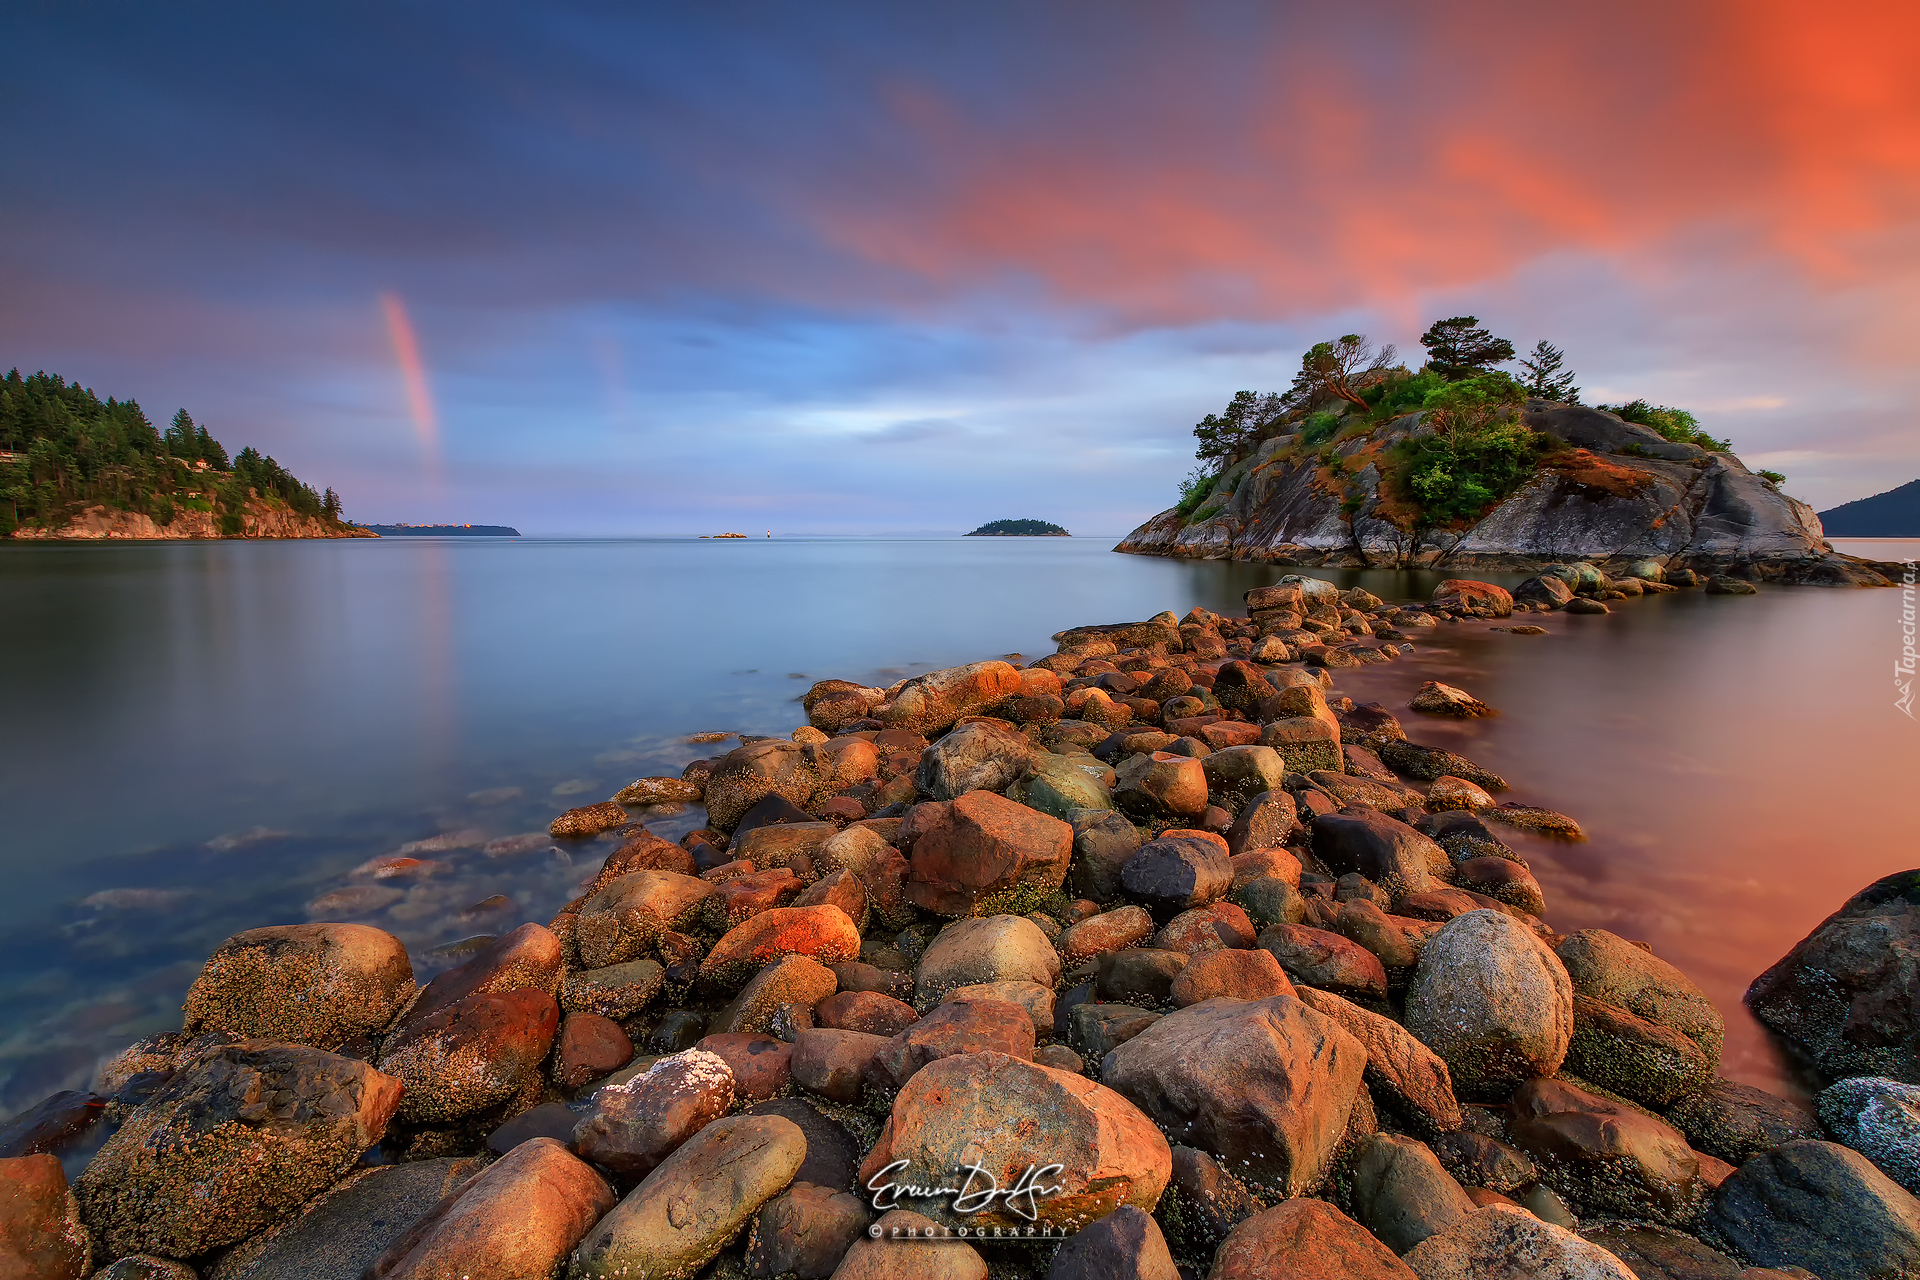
[858,1051,1171,1232]
[880,661,1027,735]
[698,905,861,991]
[899,791,1071,917]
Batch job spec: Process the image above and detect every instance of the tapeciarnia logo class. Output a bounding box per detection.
[1900,561,1917,720]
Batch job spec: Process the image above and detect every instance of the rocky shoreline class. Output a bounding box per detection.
[4,562,1916,1280]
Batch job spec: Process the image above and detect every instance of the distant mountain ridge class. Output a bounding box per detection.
[1819,479,1920,537]
[361,523,521,537]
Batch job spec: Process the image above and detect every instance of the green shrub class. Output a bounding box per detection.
[1176,466,1219,518]
[1368,369,1445,422]
[1301,410,1343,447]
[153,496,176,526]
[1599,400,1730,451]
[1758,469,1786,486]
[1386,373,1548,526]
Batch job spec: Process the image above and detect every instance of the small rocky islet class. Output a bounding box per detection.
[6,565,1919,1280]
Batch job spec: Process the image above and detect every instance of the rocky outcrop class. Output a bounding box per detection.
[1117,401,1891,584]
[10,502,375,540]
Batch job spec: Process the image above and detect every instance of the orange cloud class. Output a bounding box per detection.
[380,291,441,467]
[809,1,1920,324]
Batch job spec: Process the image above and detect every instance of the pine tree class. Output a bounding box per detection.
[322,488,342,520]
[1419,316,1516,380]
[1517,340,1581,404]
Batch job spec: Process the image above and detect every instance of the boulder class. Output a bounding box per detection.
[865,1000,1036,1096]
[1153,902,1256,954]
[365,1138,613,1280]
[1226,790,1300,857]
[0,1092,103,1161]
[881,661,1028,735]
[1663,1077,1818,1167]
[791,1028,889,1104]
[1070,810,1144,901]
[915,915,1061,1007]
[1431,581,1514,617]
[1454,859,1545,916]
[1748,873,1920,1083]
[1350,1134,1476,1255]
[1426,777,1495,813]
[813,826,915,930]
[1045,1205,1177,1280]
[900,791,1073,917]
[569,1114,807,1280]
[1121,832,1232,918]
[1378,741,1507,790]
[378,987,560,1123]
[1408,681,1496,718]
[1170,949,1294,1006]
[1158,1145,1258,1255]
[1708,1140,1920,1279]
[814,990,918,1037]
[595,832,699,885]
[748,1098,861,1192]
[570,1048,735,1178]
[710,954,839,1038]
[1114,752,1210,819]
[946,981,1055,1037]
[75,1043,403,1260]
[1202,747,1287,808]
[804,680,886,733]
[1017,755,1115,819]
[695,1034,794,1102]
[1096,949,1190,1006]
[551,802,630,838]
[1401,1205,1637,1279]
[828,1208,987,1279]
[1429,1130,1537,1194]
[563,959,667,1021]
[732,820,836,875]
[859,1051,1171,1231]
[705,740,821,831]
[1259,924,1389,1001]
[794,869,870,930]
[1061,906,1156,964]
[613,776,703,806]
[745,1182,871,1280]
[1210,1198,1416,1280]
[555,1013,635,1090]
[1296,988,1461,1138]
[1508,1077,1703,1225]
[915,721,1032,800]
[700,906,861,992]
[0,1154,88,1280]
[572,871,716,969]
[1313,810,1446,899]
[1820,1076,1920,1197]
[407,923,565,1020]
[206,1156,484,1280]
[1513,576,1575,609]
[1231,846,1303,889]
[1565,994,1714,1109]
[1573,1223,1757,1280]
[1099,995,1366,1196]
[1337,900,1437,978]
[1069,1003,1162,1057]
[181,924,415,1050]
[1404,910,1573,1099]
[1558,929,1724,1065]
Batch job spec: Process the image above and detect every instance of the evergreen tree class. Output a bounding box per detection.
[1419,316,1516,380]
[1517,340,1581,403]
[1193,390,1263,464]
[322,488,342,520]
[167,409,199,459]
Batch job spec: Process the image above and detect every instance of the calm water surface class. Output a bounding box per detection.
[1,535,1915,1114]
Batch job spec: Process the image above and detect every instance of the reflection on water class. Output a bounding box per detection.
[0,536,1915,1110]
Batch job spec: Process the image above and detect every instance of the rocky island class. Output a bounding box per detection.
[6,562,1913,1280]
[1117,323,1892,587]
[969,519,1070,536]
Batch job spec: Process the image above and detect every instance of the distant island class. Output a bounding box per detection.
[967,519,1070,536]
[2,368,366,540]
[1819,479,1920,537]
[700,532,752,539]
[360,523,521,537]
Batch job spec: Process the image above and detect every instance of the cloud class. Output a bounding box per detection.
[860,418,965,445]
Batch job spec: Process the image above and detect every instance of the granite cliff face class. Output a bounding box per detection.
[1118,402,1887,585]
[9,501,376,540]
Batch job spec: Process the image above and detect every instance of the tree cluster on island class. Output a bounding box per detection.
[1178,318,1762,531]
[0,369,347,537]
[966,519,1070,536]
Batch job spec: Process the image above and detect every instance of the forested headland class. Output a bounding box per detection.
[0,369,351,538]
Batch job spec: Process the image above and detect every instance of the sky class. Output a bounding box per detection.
[3,1,1918,534]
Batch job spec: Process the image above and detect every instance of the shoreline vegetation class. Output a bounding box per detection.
[1,369,366,542]
[1118,320,1895,587]
[9,561,1907,1280]
[356,524,521,537]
